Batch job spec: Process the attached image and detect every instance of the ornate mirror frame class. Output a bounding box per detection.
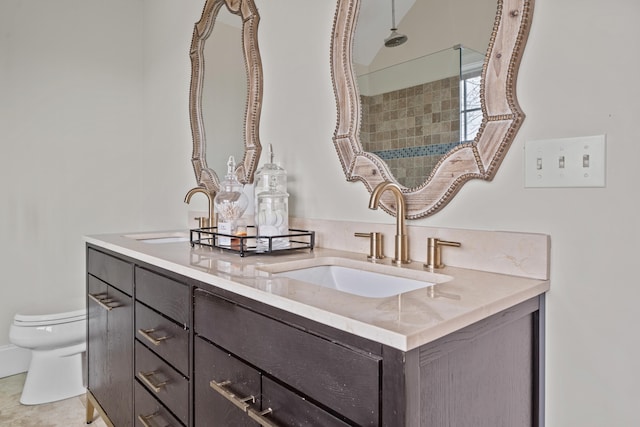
[189,0,262,193]
[331,0,535,218]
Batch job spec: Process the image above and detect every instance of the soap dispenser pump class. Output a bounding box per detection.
[214,156,248,246]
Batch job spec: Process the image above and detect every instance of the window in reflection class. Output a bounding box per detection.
[460,73,482,142]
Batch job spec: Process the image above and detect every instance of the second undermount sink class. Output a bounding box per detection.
[123,231,190,244]
[263,258,452,298]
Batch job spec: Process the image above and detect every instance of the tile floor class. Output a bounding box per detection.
[0,373,107,427]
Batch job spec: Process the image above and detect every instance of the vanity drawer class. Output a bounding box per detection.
[88,248,133,295]
[261,376,351,427]
[135,267,189,326]
[135,302,189,376]
[134,381,183,427]
[135,341,189,425]
[194,336,261,426]
[194,289,381,426]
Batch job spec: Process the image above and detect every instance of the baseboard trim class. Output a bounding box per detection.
[0,344,31,378]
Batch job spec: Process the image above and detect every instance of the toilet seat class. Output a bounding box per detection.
[13,308,86,327]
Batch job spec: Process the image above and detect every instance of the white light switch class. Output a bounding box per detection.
[524,135,606,188]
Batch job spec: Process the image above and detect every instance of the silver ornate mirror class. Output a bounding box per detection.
[331,0,534,218]
[189,0,262,194]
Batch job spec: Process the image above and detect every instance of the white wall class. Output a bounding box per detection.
[0,0,145,343]
[1,0,638,425]
[0,0,202,346]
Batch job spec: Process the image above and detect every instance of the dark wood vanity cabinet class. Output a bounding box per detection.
[87,244,543,427]
[194,288,366,426]
[133,266,191,427]
[87,248,134,427]
[192,287,543,427]
[86,247,192,427]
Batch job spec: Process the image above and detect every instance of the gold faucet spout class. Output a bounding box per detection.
[369,181,409,264]
[184,187,215,228]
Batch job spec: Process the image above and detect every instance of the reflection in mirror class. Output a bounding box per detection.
[189,0,262,194]
[357,45,486,188]
[332,0,535,218]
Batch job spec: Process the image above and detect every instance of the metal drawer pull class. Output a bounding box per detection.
[138,371,168,393]
[209,380,255,412]
[138,328,171,346]
[137,412,173,427]
[88,293,114,311]
[247,407,279,427]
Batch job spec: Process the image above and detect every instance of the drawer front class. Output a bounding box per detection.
[195,289,381,426]
[88,247,133,295]
[194,336,260,427]
[135,341,189,425]
[134,381,183,427]
[262,376,351,427]
[135,267,189,326]
[135,302,189,376]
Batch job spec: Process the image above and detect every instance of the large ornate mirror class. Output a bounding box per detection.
[332,0,534,218]
[189,0,262,194]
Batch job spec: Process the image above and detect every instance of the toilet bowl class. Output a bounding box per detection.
[9,308,87,405]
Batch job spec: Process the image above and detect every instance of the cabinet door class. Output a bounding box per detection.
[194,337,260,426]
[87,276,108,404]
[88,276,133,427]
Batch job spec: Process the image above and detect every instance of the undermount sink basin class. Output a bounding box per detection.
[123,231,190,244]
[263,258,452,298]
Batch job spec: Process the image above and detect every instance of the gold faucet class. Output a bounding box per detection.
[425,237,461,269]
[184,187,215,228]
[368,181,409,264]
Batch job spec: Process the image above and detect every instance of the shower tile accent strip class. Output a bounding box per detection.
[373,141,461,160]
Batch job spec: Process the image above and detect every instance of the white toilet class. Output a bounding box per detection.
[9,307,87,405]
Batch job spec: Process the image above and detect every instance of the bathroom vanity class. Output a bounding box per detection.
[85,228,548,427]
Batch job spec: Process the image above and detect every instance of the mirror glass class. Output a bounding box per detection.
[189,0,262,194]
[332,0,534,218]
[203,6,246,176]
[356,45,486,188]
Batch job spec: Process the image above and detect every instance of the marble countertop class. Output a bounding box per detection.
[85,231,549,351]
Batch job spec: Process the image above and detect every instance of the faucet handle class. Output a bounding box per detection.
[425,237,461,269]
[355,232,385,261]
[195,217,210,229]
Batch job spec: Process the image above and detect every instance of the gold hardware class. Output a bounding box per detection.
[425,237,461,269]
[195,216,210,229]
[354,232,385,260]
[247,407,279,427]
[88,293,114,311]
[368,182,409,264]
[137,412,171,427]
[209,380,255,412]
[86,391,115,427]
[137,371,168,393]
[138,328,171,346]
[184,187,216,229]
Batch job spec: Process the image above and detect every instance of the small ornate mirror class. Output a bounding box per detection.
[331,0,534,218]
[189,0,262,194]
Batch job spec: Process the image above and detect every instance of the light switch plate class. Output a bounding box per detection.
[524,135,606,188]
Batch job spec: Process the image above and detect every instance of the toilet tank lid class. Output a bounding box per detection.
[14,308,86,324]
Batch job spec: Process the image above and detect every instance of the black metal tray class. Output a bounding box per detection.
[189,226,314,257]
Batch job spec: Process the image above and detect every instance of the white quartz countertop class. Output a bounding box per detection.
[85,231,549,351]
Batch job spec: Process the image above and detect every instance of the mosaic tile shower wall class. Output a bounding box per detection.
[360,76,460,189]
